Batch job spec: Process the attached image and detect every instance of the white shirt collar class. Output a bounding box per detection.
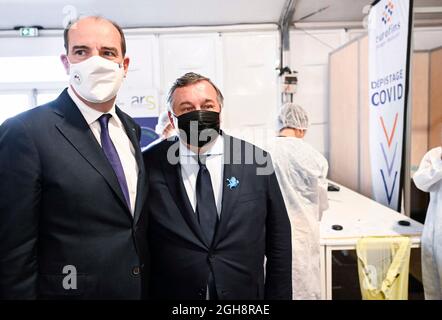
[67,86,122,128]
[179,134,224,160]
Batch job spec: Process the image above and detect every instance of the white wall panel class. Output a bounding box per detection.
[117,35,160,117]
[124,35,160,90]
[413,27,442,50]
[291,30,344,65]
[160,33,222,113]
[221,31,279,146]
[292,64,328,123]
[0,37,64,57]
[290,30,345,160]
[304,123,328,156]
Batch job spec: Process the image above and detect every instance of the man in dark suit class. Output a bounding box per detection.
[0,16,148,299]
[143,72,291,300]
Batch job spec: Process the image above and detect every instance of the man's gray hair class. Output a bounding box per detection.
[166,72,224,111]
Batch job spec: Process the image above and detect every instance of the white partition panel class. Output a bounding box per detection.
[160,33,222,112]
[0,36,65,57]
[117,35,160,118]
[290,30,345,159]
[116,35,161,148]
[221,31,279,146]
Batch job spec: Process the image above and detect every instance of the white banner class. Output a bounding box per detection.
[368,0,412,210]
[116,84,161,149]
[116,87,159,118]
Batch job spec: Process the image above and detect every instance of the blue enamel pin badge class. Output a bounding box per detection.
[226,177,240,190]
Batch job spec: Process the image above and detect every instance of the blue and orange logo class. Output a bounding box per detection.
[381,1,394,25]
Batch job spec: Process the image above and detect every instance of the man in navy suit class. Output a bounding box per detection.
[0,16,148,299]
[143,72,292,300]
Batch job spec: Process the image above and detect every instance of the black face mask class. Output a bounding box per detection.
[174,110,220,148]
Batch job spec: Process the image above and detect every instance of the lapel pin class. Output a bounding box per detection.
[226,177,239,190]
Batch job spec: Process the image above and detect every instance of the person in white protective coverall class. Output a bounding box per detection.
[155,110,176,140]
[266,102,329,300]
[413,140,442,300]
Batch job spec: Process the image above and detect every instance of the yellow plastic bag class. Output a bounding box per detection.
[356,236,411,300]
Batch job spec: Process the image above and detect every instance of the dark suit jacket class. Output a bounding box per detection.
[0,89,149,299]
[143,134,291,300]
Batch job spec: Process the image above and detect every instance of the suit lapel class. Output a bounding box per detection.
[116,107,146,225]
[213,135,245,247]
[161,140,209,249]
[52,90,132,219]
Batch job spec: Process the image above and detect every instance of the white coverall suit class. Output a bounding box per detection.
[268,137,329,300]
[413,146,442,300]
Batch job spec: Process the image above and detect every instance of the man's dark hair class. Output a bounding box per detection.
[166,72,224,111]
[63,16,126,56]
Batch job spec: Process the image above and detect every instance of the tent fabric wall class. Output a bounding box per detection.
[290,29,346,159]
[429,47,442,150]
[359,36,372,198]
[329,40,360,191]
[411,52,430,171]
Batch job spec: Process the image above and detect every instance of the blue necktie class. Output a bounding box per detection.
[98,114,131,210]
[195,155,218,300]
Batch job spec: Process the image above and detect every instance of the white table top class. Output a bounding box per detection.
[320,181,423,246]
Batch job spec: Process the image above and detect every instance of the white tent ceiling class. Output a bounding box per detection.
[0,0,441,30]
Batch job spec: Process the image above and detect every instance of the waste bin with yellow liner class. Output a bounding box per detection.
[356,236,411,300]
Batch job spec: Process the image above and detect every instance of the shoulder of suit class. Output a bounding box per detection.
[3,100,60,131]
[142,136,178,159]
[115,107,139,127]
[226,134,269,156]
[5,88,73,124]
[224,134,271,168]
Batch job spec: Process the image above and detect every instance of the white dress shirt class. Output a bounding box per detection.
[68,87,139,215]
[179,135,224,216]
[179,135,225,300]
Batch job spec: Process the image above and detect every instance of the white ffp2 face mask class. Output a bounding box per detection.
[68,56,125,103]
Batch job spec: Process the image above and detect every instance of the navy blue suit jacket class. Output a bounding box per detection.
[0,89,149,299]
[143,135,291,300]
